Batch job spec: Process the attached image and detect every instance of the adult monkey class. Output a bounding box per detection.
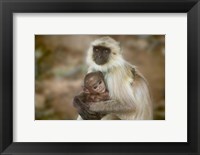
[77,37,153,120]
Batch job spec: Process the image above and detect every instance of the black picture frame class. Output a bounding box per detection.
[0,0,199,154]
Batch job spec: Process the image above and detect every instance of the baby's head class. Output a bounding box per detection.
[84,71,106,94]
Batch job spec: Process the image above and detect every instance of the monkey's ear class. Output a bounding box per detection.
[117,42,123,53]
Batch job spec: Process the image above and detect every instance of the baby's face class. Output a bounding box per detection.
[92,79,106,93]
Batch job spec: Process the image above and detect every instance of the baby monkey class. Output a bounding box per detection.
[73,71,109,120]
[83,71,110,102]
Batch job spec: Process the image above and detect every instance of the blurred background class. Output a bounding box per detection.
[35,35,165,120]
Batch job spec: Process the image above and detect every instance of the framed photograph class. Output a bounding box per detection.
[0,0,199,154]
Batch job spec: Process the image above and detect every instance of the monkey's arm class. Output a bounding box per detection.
[89,99,135,113]
[73,94,105,120]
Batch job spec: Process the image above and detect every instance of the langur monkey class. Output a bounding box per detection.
[78,36,153,120]
[83,71,110,102]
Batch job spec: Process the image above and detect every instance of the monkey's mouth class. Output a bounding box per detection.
[99,87,105,93]
[93,57,107,65]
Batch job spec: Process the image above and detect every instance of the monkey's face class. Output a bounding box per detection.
[86,76,106,94]
[92,46,111,65]
[91,79,106,94]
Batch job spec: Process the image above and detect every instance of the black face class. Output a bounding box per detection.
[92,46,111,65]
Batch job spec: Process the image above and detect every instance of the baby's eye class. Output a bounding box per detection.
[99,81,102,84]
[93,86,97,89]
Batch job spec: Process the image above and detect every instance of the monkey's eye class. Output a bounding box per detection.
[99,81,102,84]
[105,49,108,53]
[95,48,99,52]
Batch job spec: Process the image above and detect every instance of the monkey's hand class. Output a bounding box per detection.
[73,96,89,118]
[89,99,135,113]
[73,95,105,120]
